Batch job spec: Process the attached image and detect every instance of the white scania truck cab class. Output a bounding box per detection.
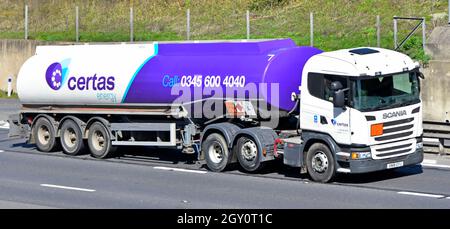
[282,47,423,182]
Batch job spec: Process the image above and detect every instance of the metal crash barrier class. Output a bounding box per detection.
[423,121,450,155]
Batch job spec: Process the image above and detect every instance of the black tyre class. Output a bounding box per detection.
[236,136,263,172]
[306,143,336,183]
[60,119,85,156]
[203,133,231,172]
[32,117,58,152]
[87,122,114,159]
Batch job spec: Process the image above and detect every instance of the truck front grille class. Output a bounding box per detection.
[374,118,414,142]
[371,138,415,159]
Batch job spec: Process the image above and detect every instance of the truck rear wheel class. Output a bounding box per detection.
[33,117,58,152]
[60,119,85,156]
[306,143,336,183]
[236,136,263,172]
[203,133,231,172]
[87,122,114,159]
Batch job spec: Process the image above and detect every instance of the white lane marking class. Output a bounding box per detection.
[421,163,450,169]
[446,197,450,200]
[0,150,4,153]
[397,191,444,198]
[423,138,439,143]
[40,184,96,192]
[422,159,437,164]
[0,121,9,129]
[336,152,350,157]
[337,168,351,173]
[154,166,207,174]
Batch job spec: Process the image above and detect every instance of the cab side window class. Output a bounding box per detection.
[307,73,348,103]
[307,73,324,99]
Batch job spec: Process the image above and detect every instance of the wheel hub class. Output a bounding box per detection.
[63,127,77,148]
[208,141,224,164]
[311,151,329,173]
[37,125,50,145]
[241,140,257,161]
[92,130,105,152]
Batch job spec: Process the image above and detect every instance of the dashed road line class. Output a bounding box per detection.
[0,121,9,129]
[421,163,450,169]
[154,166,207,174]
[40,184,96,192]
[422,159,437,164]
[397,191,444,199]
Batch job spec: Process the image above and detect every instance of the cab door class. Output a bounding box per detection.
[300,73,351,145]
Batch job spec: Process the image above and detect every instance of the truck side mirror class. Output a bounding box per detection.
[331,81,347,108]
[333,90,345,108]
[418,72,425,79]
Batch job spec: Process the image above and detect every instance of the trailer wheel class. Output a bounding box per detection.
[33,117,58,152]
[306,143,336,183]
[60,119,85,156]
[88,122,114,159]
[203,133,231,172]
[236,136,263,172]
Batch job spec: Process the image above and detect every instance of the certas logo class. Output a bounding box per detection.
[45,62,65,90]
[383,110,407,119]
[45,61,115,91]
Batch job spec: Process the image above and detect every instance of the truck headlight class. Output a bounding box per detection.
[416,142,423,149]
[351,152,372,159]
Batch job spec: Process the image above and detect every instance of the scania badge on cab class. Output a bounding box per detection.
[9,39,424,182]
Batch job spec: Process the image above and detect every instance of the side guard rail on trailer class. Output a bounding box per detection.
[19,103,189,118]
[111,122,177,147]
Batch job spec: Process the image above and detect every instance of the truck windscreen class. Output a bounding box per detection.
[351,71,420,112]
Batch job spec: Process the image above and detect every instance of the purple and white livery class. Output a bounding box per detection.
[17,39,321,112]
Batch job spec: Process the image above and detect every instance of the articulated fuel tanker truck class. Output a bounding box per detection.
[9,38,424,182]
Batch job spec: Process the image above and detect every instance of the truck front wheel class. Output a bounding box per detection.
[87,122,114,159]
[306,143,336,183]
[33,117,58,152]
[203,133,231,172]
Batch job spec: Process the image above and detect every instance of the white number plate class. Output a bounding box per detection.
[387,161,404,169]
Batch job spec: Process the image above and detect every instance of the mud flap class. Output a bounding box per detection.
[8,114,29,139]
